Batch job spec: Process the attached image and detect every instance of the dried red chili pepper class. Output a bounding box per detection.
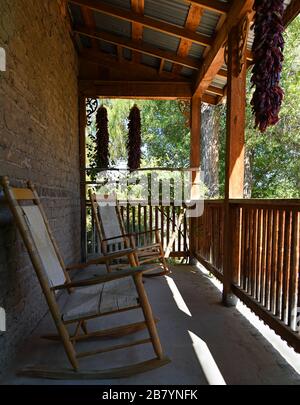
[251,0,285,132]
[95,105,110,169]
[127,105,142,171]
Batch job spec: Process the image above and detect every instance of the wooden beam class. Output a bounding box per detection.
[74,26,201,70]
[193,0,254,96]
[131,0,144,63]
[189,95,201,257]
[79,94,87,262]
[79,80,193,99]
[79,48,191,81]
[173,4,204,75]
[190,96,201,170]
[283,0,300,27]
[69,0,213,47]
[222,23,247,306]
[81,6,98,48]
[186,0,231,15]
[79,79,218,105]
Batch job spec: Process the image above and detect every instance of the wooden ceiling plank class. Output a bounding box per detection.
[69,0,213,47]
[75,26,202,69]
[193,0,254,97]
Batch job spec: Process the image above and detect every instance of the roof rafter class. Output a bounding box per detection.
[74,25,201,70]
[79,48,191,81]
[68,0,213,47]
[193,0,254,97]
[79,48,223,100]
[131,0,144,63]
[172,3,204,75]
[283,0,300,27]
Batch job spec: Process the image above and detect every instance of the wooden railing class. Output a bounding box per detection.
[193,200,224,278]
[86,203,189,258]
[194,199,300,352]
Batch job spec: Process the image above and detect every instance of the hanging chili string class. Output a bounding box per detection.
[251,0,285,132]
[127,104,141,171]
[95,105,110,169]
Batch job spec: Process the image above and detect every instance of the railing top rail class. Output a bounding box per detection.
[83,167,200,173]
[229,199,300,207]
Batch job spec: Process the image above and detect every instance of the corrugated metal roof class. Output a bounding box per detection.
[143,27,180,53]
[99,41,117,56]
[123,48,132,61]
[211,76,227,89]
[69,0,296,102]
[181,67,194,78]
[196,10,221,37]
[144,0,189,28]
[68,3,83,25]
[163,60,173,72]
[100,0,131,10]
[141,54,160,69]
[93,12,131,38]
[188,43,205,60]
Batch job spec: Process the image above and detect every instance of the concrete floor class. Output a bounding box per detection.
[1,265,300,385]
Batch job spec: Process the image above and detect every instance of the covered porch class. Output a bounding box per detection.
[0,0,300,385]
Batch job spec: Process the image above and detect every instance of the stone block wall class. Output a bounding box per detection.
[0,0,80,374]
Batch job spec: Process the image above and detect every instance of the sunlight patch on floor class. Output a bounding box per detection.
[165,276,192,317]
[196,263,300,375]
[188,331,226,385]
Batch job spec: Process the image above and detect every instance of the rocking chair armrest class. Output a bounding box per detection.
[102,234,132,242]
[65,249,138,271]
[132,229,161,237]
[53,266,146,290]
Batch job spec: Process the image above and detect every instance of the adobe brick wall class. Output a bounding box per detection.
[0,0,80,375]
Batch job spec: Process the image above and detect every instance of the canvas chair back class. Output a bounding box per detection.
[89,191,128,251]
[22,205,66,288]
[2,178,69,290]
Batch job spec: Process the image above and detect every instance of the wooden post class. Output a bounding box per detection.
[189,95,201,261]
[222,21,247,306]
[79,94,87,262]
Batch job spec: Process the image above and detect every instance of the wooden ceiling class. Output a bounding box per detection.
[67,0,300,103]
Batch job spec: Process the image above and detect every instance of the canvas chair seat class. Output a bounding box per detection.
[61,277,139,322]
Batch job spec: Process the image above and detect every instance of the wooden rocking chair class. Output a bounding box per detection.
[1,177,170,379]
[89,191,170,277]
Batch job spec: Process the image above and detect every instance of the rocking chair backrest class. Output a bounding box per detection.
[1,177,68,289]
[89,191,126,247]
